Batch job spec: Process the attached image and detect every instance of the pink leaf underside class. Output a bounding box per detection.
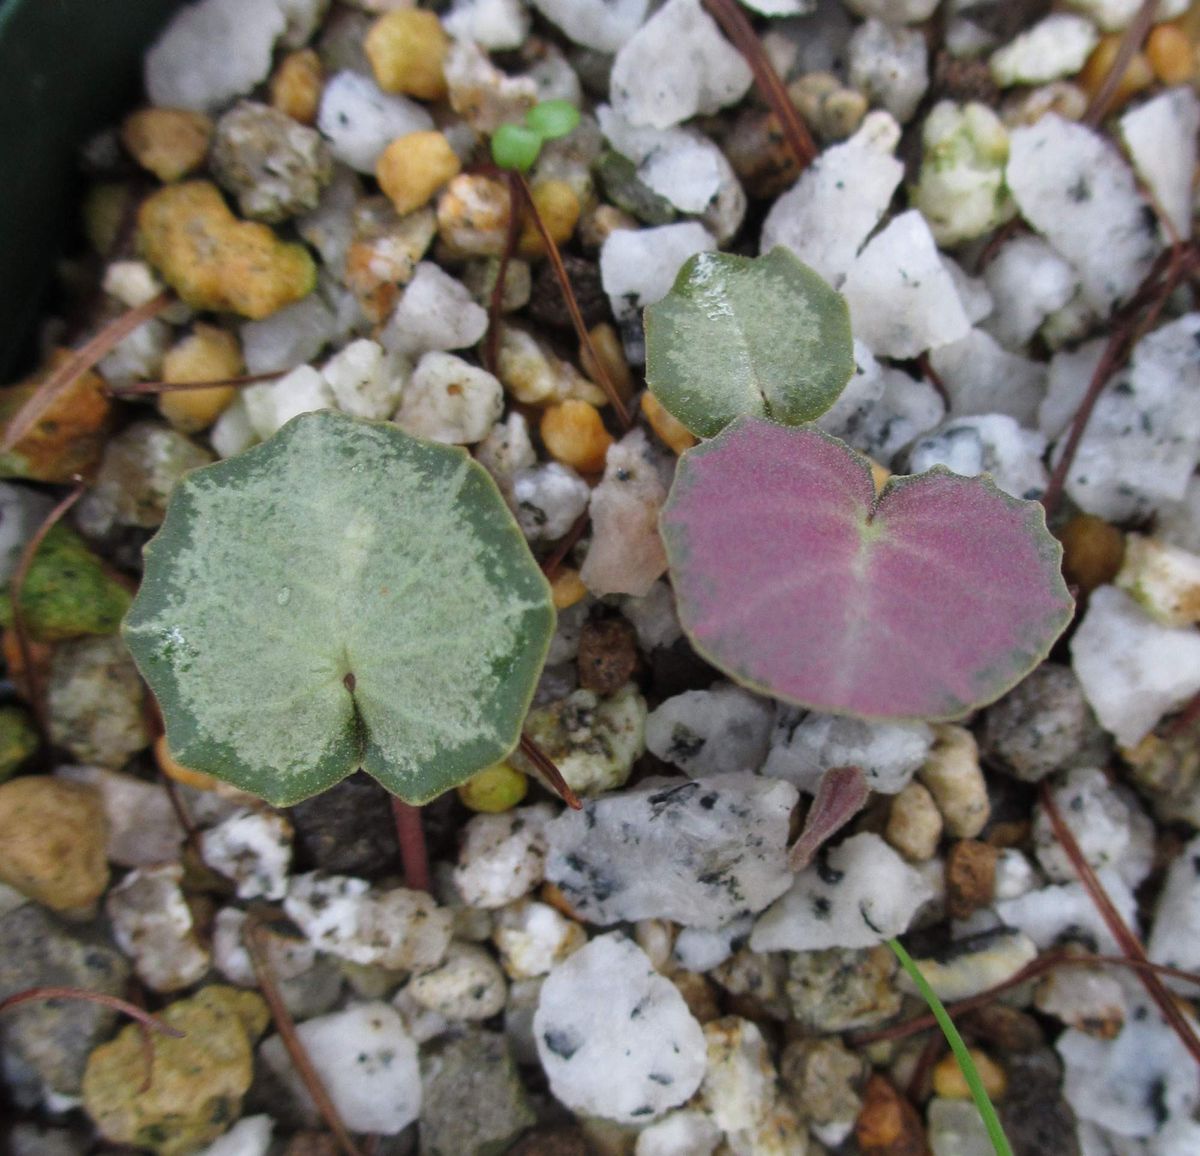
[790,765,870,870]
[661,419,1073,720]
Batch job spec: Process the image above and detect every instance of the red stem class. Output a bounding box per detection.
[107,369,289,396]
[485,172,525,377]
[391,797,431,893]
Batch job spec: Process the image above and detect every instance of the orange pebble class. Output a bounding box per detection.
[541,399,613,474]
[640,392,697,455]
[1146,24,1196,85]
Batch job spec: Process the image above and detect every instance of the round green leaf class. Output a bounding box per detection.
[524,99,581,141]
[491,123,543,172]
[123,411,555,807]
[644,247,855,439]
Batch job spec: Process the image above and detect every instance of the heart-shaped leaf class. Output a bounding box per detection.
[644,247,854,439]
[124,411,555,806]
[661,417,1073,720]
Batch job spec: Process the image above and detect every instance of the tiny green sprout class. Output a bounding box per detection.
[524,99,581,142]
[491,100,582,172]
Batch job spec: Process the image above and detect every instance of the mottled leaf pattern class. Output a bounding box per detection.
[124,411,555,805]
[644,247,854,438]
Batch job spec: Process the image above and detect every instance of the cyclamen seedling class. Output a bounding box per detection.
[491,99,581,172]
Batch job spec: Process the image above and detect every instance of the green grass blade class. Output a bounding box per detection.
[887,937,1015,1156]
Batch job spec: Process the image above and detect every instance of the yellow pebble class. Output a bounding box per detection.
[365,9,449,101]
[550,567,588,610]
[931,1049,1007,1101]
[1146,24,1197,85]
[159,324,242,433]
[519,180,582,258]
[1079,36,1154,112]
[155,735,221,792]
[640,392,697,455]
[870,458,891,494]
[581,323,634,405]
[121,108,212,183]
[541,399,613,474]
[376,131,462,217]
[138,181,317,319]
[270,48,324,125]
[457,762,528,812]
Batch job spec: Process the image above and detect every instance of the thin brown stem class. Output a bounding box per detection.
[0,985,183,1094]
[2,292,172,453]
[244,914,364,1156]
[1042,242,1197,516]
[158,767,201,851]
[391,797,431,893]
[512,173,632,430]
[702,0,816,171]
[850,950,1200,1046]
[485,172,525,377]
[540,509,590,579]
[10,482,87,734]
[107,369,289,397]
[1084,0,1159,127]
[519,732,582,810]
[1039,781,1200,1066]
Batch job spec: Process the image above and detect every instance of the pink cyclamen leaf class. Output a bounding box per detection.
[661,418,1074,721]
[789,765,870,871]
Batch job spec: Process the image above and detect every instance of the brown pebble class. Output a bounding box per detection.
[281,1132,341,1156]
[672,969,723,1024]
[962,1004,1045,1054]
[1058,513,1125,596]
[506,1128,593,1156]
[528,254,609,331]
[577,616,639,695]
[944,839,998,920]
[932,51,999,105]
[856,1074,929,1156]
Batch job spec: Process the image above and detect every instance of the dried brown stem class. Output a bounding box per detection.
[391,797,431,893]
[1039,780,1200,1066]
[1042,241,1198,516]
[10,482,87,733]
[1084,0,1159,127]
[244,915,364,1156]
[2,292,172,453]
[0,985,182,1094]
[485,172,526,377]
[540,509,590,579]
[158,768,201,851]
[519,732,582,810]
[108,369,289,396]
[850,950,1200,1046]
[512,173,632,430]
[702,0,816,171]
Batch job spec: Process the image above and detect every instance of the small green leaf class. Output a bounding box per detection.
[123,411,555,807]
[524,100,581,141]
[644,247,855,438]
[491,123,543,172]
[888,938,1015,1156]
